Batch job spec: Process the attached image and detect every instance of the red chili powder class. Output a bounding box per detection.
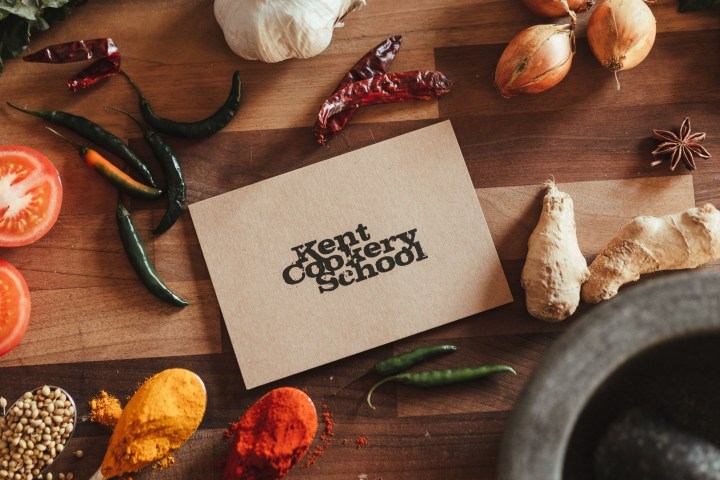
[356,436,368,449]
[223,387,318,480]
[304,401,335,467]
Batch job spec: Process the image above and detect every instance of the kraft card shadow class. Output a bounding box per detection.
[189,120,512,388]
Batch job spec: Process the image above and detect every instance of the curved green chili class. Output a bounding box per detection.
[108,106,186,234]
[116,199,188,307]
[366,364,516,409]
[47,127,162,200]
[122,70,242,138]
[6,102,157,187]
[375,344,458,376]
[332,344,458,396]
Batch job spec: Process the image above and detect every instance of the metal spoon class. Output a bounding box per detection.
[88,371,206,480]
[1,386,77,479]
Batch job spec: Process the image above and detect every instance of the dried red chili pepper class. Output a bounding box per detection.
[67,53,121,91]
[314,35,403,144]
[24,38,118,63]
[316,70,453,130]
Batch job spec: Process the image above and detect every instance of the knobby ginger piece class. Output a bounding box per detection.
[582,203,720,303]
[521,181,589,322]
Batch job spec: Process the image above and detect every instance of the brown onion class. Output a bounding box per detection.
[494,24,575,98]
[521,0,594,17]
[587,0,656,73]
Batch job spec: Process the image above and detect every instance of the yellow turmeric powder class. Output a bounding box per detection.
[89,390,123,428]
[100,368,206,479]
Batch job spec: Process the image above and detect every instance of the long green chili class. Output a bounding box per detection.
[122,70,242,138]
[116,199,188,307]
[375,344,458,376]
[366,365,516,409]
[107,106,186,234]
[332,344,458,396]
[6,102,157,187]
[47,127,162,200]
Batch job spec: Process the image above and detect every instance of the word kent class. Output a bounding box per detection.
[282,224,428,293]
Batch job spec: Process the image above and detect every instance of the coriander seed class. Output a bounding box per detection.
[0,386,76,479]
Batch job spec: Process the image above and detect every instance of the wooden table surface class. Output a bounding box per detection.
[1,1,719,479]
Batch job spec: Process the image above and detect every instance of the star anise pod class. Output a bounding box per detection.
[651,117,711,171]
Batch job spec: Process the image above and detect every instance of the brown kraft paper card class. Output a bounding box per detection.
[189,120,512,388]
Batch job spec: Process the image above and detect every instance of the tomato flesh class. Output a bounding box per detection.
[0,259,31,356]
[0,145,63,247]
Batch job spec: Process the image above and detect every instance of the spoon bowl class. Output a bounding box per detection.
[1,385,77,478]
[89,370,206,480]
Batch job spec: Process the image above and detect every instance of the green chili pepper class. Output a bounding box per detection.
[366,364,516,409]
[6,102,157,188]
[332,344,458,396]
[107,106,186,234]
[122,70,242,138]
[47,128,162,200]
[116,199,188,307]
[375,344,458,376]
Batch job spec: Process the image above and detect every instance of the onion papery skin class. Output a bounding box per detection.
[586,0,656,72]
[521,0,594,17]
[494,24,575,98]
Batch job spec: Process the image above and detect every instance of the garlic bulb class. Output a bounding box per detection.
[214,0,365,63]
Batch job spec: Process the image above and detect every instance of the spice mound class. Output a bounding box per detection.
[100,368,206,478]
[224,387,318,480]
[0,386,75,479]
[89,390,122,428]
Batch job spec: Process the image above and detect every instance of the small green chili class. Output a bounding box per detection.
[332,344,458,396]
[107,106,186,234]
[6,102,157,187]
[116,199,188,307]
[122,70,242,138]
[366,364,516,409]
[374,344,458,376]
[46,127,162,200]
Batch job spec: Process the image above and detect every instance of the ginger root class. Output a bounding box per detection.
[521,181,589,322]
[582,203,720,303]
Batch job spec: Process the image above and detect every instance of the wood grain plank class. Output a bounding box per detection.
[0,1,718,479]
[43,412,509,480]
[436,30,720,120]
[393,334,555,417]
[0,280,222,367]
[478,176,696,261]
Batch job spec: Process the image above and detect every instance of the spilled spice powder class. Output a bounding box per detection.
[304,401,335,467]
[356,436,368,449]
[153,453,176,470]
[89,390,123,428]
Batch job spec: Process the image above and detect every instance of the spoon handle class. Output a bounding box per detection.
[88,467,103,480]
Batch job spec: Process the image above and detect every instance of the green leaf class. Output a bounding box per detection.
[0,0,83,76]
[679,0,720,11]
[0,15,32,60]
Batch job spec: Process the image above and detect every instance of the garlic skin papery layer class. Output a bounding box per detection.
[214,0,366,63]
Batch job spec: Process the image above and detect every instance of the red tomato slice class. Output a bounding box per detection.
[0,259,31,356]
[0,145,63,247]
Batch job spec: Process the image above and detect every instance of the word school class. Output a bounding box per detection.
[282,224,428,293]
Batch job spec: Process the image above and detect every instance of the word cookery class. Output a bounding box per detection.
[282,224,428,293]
